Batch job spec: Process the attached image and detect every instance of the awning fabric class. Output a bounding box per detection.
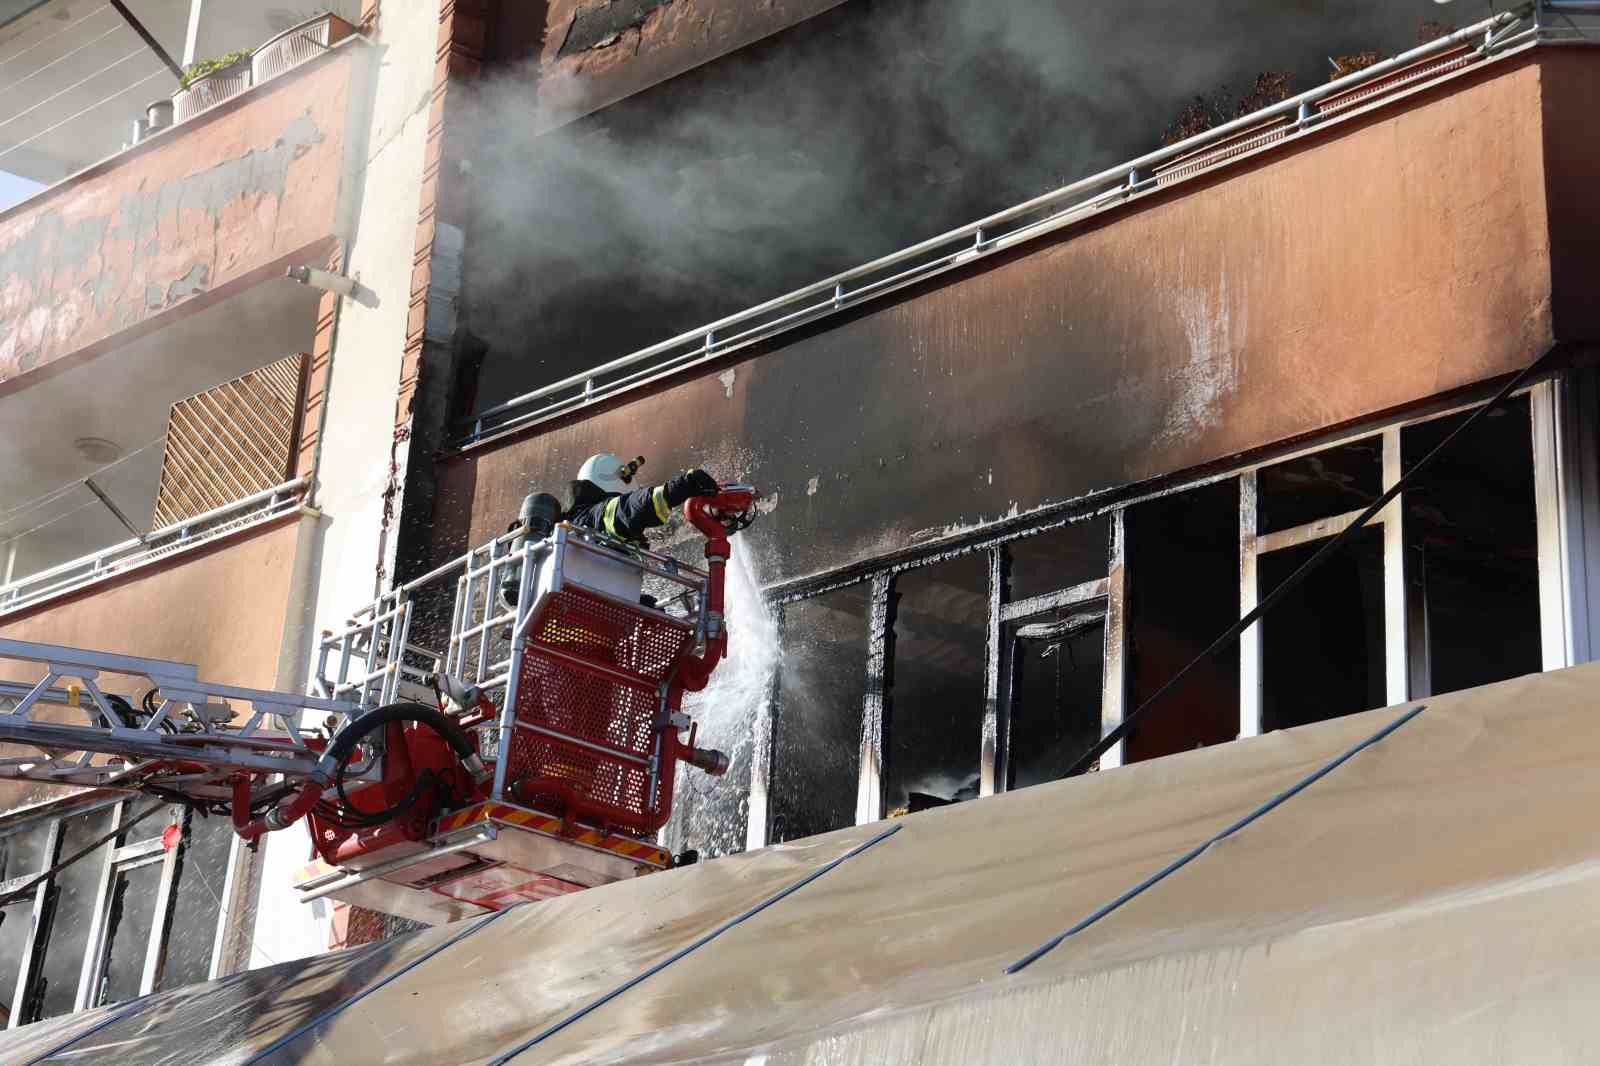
[8,662,1600,1064]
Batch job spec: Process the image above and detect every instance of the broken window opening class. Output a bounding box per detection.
[159,812,233,991]
[1402,395,1541,696]
[771,586,870,843]
[1258,435,1382,535]
[98,859,161,1007]
[884,553,988,815]
[1125,478,1241,761]
[35,806,114,1021]
[1005,606,1106,790]
[1005,516,1110,604]
[1260,523,1388,730]
[0,822,50,1025]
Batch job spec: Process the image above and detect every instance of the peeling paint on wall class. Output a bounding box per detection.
[719,367,737,398]
[561,0,674,55]
[0,56,352,388]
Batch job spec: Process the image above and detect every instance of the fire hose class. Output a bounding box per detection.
[233,702,487,842]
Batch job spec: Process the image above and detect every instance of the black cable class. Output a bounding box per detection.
[106,0,184,82]
[324,702,476,826]
[1064,343,1561,778]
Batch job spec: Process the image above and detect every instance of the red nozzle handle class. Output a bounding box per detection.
[686,486,758,540]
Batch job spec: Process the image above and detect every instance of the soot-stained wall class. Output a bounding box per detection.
[484,0,851,133]
[432,54,1567,592]
[460,0,1466,419]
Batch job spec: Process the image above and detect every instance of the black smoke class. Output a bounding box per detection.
[457,0,1464,412]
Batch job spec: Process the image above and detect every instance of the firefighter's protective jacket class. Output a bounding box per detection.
[567,469,718,544]
[567,483,674,545]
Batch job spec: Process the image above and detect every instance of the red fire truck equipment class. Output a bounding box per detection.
[0,487,759,925]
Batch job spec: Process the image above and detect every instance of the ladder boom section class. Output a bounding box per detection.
[0,637,361,805]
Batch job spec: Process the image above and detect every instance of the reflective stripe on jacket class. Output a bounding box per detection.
[569,485,672,543]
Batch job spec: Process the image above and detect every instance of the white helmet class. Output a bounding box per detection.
[576,452,631,494]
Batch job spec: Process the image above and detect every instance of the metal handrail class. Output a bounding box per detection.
[458,5,1542,447]
[0,477,308,615]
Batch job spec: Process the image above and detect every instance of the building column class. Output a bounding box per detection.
[385,0,492,588]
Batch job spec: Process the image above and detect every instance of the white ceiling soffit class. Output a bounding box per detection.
[0,0,359,186]
[0,0,187,182]
[0,276,319,574]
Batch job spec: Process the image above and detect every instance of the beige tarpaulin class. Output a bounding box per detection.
[8,662,1600,1064]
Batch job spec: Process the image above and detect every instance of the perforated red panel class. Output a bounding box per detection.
[529,588,692,685]
[505,587,693,829]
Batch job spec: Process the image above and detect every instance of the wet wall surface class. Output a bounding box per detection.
[430,55,1558,590]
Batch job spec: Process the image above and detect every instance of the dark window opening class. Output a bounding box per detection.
[884,554,987,814]
[1258,436,1382,534]
[1005,609,1105,789]
[1125,479,1241,761]
[160,814,233,991]
[771,586,870,843]
[1260,524,1387,730]
[0,823,50,1024]
[36,806,114,1021]
[0,902,28,1025]
[1005,516,1109,603]
[1402,396,1541,696]
[99,861,160,1007]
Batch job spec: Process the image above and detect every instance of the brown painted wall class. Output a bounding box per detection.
[0,518,303,814]
[490,0,852,133]
[0,52,357,390]
[435,54,1568,589]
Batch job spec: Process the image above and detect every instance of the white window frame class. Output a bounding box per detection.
[0,796,245,1027]
[753,371,1595,847]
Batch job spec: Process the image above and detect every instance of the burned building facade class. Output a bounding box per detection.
[0,0,1595,1043]
[401,5,1600,859]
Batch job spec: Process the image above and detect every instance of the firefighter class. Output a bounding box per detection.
[568,453,719,545]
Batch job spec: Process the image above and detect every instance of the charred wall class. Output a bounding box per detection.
[1541,50,1600,344]
[433,54,1563,591]
[482,0,852,133]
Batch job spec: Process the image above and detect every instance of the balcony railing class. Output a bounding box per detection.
[0,478,306,617]
[0,7,358,208]
[457,3,1585,448]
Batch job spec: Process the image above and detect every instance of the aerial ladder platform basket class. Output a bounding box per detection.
[0,488,756,926]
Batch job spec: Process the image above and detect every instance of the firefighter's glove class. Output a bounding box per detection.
[664,469,719,508]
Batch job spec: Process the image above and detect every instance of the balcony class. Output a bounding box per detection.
[0,270,322,602]
[0,2,362,194]
[0,13,361,387]
[0,3,370,597]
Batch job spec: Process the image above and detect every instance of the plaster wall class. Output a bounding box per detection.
[491,0,852,133]
[0,51,357,390]
[247,0,446,970]
[0,518,304,817]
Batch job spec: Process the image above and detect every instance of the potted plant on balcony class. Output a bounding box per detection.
[252,9,358,85]
[171,49,254,123]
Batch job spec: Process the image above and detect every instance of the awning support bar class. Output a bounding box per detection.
[1007,702,1426,975]
[488,823,903,1063]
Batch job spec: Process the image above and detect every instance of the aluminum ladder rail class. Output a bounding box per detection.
[0,637,363,806]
